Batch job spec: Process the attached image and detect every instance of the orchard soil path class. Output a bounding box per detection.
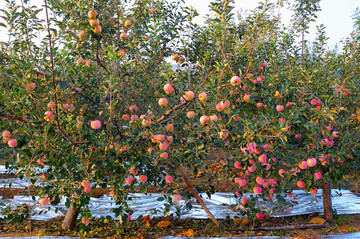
[0,214,360,238]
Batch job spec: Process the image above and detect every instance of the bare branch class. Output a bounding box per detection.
[0,113,27,122]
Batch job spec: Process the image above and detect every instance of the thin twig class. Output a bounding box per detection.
[44,0,79,146]
[96,40,110,73]
[153,100,191,125]
[112,119,124,139]
[0,113,27,122]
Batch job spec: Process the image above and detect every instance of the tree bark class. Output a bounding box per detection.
[322,178,333,222]
[61,201,80,230]
[178,167,220,229]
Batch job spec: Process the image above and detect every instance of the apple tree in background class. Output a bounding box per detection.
[0,0,359,231]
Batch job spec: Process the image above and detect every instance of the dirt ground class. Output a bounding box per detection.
[0,213,359,238]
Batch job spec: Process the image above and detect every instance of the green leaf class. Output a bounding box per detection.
[59,81,68,90]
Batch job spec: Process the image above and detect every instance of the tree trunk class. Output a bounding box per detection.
[322,178,333,222]
[61,201,80,230]
[178,167,220,229]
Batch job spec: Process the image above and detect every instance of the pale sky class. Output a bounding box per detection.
[0,0,359,48]
[184,0,360,48]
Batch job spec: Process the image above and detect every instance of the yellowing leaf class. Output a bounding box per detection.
[308,217,326,224]
[350,112,360,122]
[242,218,251,226]
[157,220,172,228]
[233,218,242,223]
[352,108,360,122]
[141,215,150,223]
[326,114,334,121]
[184,229,195,237]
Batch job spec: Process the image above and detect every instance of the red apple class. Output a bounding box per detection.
[199,115,209,124]
[93,25,102,34]
[243,94,251,103]
[82,218,90,226]
[297,180,305,188]
[124,20,132,27]
[173,194,181,202]
[118,49,126,57]
[88,10,98,19]
[187,111,195,119]
[164,84,174,94]
[172,54,179,61]
[209,115,218,122]
[8,139,17,148]
[44,111,55,121]
[256,213,264,220]
[26,82,36,91]
[253,187,262,194]
[185,91,195,101]
[165,176,173,183]
[39,197,49,206]
[89,19,99,27]
[198,92,207,102]
[158,98,168,107]
[230,76,241,86]
[139,175,147,183]
[90,120,101,129]
[276,105,284,112]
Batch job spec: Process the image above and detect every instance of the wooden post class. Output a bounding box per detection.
[61,201,80,230]
[322,178,333,222]
[178,167,220,229]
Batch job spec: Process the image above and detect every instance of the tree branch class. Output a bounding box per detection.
[44,0,80,146]
[0,113,27,122]
[96,40,110,73]
[112,119,124,139]
[153,99,191,125]
[178,167,220,229]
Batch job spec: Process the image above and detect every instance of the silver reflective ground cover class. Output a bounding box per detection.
[1,190,360,220]
[2,166,360,238]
